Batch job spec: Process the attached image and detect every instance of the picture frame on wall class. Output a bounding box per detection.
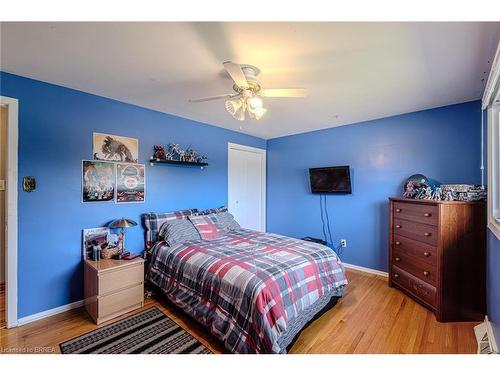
[82,160,116,203]
[93,132,139,163]
[116,163,145,203]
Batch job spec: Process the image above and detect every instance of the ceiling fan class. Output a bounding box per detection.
[189,61,307,121]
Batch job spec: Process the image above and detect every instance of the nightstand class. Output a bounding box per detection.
[84,258,145,324]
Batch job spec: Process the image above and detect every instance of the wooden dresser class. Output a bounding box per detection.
[84,258,144,324]
[388,198,486,322]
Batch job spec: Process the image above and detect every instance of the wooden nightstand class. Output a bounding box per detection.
[84,258,145,324]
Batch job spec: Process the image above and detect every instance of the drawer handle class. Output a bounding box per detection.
[424,232,431,237]
[424,213,431,217]
[423,271,430,277]
[395,241,401,246]
[396,224,402,229]
[395,257,401,262]
[394,273,399,279]
[423,252,431,257]
[396,208,401,213]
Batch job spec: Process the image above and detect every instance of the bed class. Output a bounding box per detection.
[144,210,347,354]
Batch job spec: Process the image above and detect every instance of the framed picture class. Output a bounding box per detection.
[116,163,145,203]
[93,132,139,163]
[82,227,109,260]
[82,160,116,202]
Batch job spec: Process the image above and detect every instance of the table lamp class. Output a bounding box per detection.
[108,218,137,254]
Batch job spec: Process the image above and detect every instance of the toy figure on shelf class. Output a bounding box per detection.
[197,155,208,164]
[431,187,443,201]
[153,145,166,160]
[422,186,433,200]
[167,143,182,161]
[185,147,197,162]
[403,181,416,198]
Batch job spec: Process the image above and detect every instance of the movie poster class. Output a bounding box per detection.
[82,160,115,202]
[116,163,145,203]
[93,132,139,163]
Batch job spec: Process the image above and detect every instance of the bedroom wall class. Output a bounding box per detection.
[0,71,266,319]
[266,101,482,272]
[487,230,500,344]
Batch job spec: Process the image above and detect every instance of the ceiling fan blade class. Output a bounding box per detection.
[223,61,249,89]
[189,93,238,103]
[260,88,308,98]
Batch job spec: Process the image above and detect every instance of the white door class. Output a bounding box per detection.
[228,143,266,231]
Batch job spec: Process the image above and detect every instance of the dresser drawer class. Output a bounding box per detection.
[98,263,144,296]
[394,219,437,246]
[392,250,437,286]
[392,234,437,265]
[98,283,143,319]
[392,266,436,308]
[393,202,438,226]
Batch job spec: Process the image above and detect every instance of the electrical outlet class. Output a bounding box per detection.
[340,239,347,248]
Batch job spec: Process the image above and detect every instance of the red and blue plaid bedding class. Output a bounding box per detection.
[146,228,347,353]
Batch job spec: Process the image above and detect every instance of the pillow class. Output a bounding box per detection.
[143,209,198,248]
[158,219,201,246]
[188,214,223,240]
[215,211,240,232]
[198,206,228,215]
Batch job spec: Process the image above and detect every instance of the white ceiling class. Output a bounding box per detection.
[1,22,499,139]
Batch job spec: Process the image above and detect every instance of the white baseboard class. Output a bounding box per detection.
[485,315,499,353]
[342,262,389,278]
[17,299,84,326]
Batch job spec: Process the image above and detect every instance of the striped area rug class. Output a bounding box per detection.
[60,307,212,354]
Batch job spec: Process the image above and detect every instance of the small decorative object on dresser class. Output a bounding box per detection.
[389,198,486,322]
[84,258,145,324]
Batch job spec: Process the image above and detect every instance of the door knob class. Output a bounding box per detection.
[423,271,430,277]
[423,252,430,257]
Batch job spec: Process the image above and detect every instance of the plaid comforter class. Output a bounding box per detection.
[146,229,347,353]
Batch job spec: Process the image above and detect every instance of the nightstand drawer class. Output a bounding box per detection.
[99,283,143,319]
[99,263,143,295]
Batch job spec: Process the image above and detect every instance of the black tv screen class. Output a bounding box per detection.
[309,166,352,193]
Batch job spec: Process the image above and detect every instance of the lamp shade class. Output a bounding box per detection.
[108,218,138,229]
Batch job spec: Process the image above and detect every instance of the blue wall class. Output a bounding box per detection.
[0,72,266,318]
[267,101,482,272]
[487,230,500,342]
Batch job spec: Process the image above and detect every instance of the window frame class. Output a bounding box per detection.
[488,101,500,240]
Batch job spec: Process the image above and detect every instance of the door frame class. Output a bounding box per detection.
[227,142,266,231]
[1,96,19,328]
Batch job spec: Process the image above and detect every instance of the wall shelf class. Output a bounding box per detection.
[149,157,208,169]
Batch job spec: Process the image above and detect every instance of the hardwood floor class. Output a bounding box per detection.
[0,283,5,329]
[0,270,479,354]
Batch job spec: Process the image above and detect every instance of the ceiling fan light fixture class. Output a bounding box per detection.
[248,96,263,110]
[225,98,246,121]
[250,106,267,120]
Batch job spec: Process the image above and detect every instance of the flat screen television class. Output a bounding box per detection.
[309,166,352,194]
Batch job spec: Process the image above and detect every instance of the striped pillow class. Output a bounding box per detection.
[215,211,240,232]
[188,214,222,240]
[198,206,228,215]
[158,219,201,246]
[143,209,198,248]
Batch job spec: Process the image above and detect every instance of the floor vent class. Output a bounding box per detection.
[474,316,498,354]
